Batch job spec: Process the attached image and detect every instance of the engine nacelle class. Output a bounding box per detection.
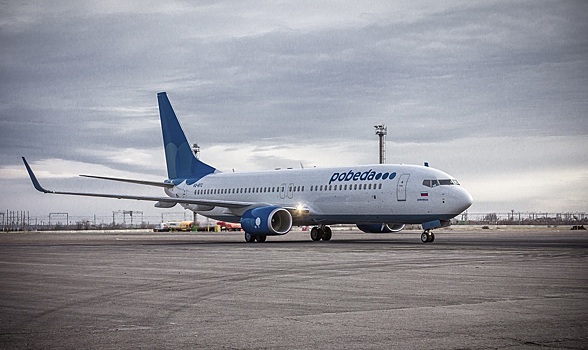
[357,223,406,233]
[240,206,292,236]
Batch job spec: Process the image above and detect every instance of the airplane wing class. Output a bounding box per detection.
[22,157,256,209]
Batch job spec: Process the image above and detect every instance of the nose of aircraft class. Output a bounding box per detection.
[458,187,474,212]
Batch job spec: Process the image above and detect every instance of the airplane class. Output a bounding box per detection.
[22,92,473,243]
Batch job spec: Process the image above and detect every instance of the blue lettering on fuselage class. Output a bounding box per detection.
[329,169,396,184]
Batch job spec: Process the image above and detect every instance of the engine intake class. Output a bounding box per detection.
[357,223,405,233]
[240,206,292,235]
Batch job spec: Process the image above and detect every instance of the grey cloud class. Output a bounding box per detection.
[1,1,587,214]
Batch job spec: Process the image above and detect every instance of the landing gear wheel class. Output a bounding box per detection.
[421,231,435,243]
[310,227,322,241]
[421,232,429,243]
[256,235,267,243]
[245,232,256,243]
[322,227,332,241]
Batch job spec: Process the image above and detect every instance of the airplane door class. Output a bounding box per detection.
[397,174,410,201]
[287,183,294,199]
[279,183,286,199]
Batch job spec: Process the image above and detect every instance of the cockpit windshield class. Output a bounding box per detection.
[422,179,460,187]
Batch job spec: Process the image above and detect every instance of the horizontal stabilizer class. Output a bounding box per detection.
[80,174,174,188]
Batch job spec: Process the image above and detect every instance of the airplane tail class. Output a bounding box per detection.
[157,92,217,180]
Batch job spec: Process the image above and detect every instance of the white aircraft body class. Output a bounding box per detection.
[23,92,473,243]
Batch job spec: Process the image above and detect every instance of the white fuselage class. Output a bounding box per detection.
[166,163,473,226]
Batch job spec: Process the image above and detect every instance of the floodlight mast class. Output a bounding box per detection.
[374,124,387,164]
[192,143,200,159]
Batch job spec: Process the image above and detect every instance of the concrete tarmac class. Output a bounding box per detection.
[0,227,587,349]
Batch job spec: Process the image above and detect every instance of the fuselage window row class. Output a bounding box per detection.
[194,183,385,196]
[309,183,383,192]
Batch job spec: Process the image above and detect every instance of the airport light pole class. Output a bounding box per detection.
[374,124,387,164]
[192,143,200,159]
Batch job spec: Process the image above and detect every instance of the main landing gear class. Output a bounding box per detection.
[244,232,266,243]
[421,230,435,243]
[310,225,332,242]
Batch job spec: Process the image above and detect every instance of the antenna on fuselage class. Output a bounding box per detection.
[374,124,387,164]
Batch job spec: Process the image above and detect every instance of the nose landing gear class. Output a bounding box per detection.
[421,230,435,243]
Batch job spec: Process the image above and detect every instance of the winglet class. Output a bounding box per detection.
[22,157,51,193]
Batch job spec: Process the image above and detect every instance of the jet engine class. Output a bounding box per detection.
[356,223,406,233]
[240,206,292,235]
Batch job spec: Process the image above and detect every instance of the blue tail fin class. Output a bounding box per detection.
[157,92,217,181]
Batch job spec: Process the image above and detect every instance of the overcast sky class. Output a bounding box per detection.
[1,0,587,218]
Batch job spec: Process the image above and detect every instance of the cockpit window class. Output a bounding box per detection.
[423,179,460,187]
[422,179,439,187]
